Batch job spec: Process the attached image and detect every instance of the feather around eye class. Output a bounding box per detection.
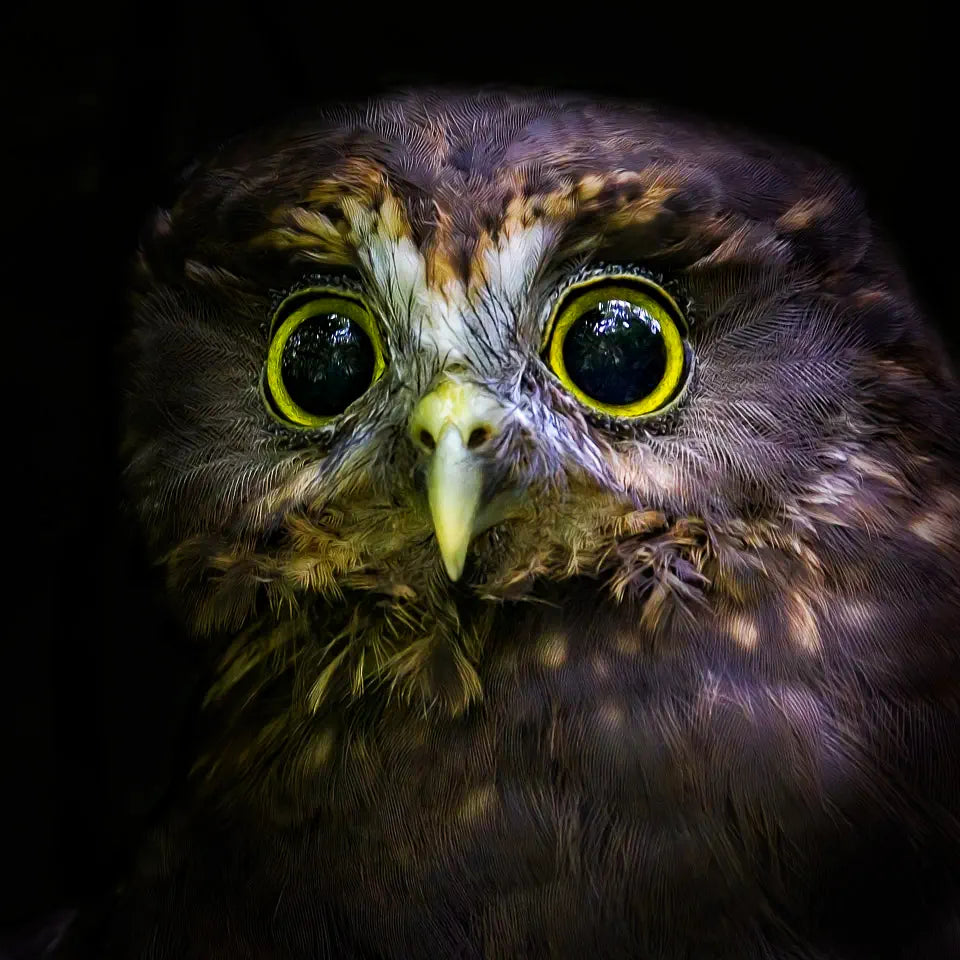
[540,262,694,419]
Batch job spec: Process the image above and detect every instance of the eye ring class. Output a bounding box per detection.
[264,287,386,428]
[543,272,688,418]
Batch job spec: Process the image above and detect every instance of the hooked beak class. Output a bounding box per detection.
[427,424,484,580]
[409,378,506,581]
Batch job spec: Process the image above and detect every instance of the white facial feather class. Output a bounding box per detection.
[344,197,550,371]
[481,221,550,309]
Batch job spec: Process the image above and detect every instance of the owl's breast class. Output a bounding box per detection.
[126,574,960,960]
[234,591,947,959]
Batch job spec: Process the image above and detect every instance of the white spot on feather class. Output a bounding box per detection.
[788,591,820,652]
[728,612,759,649]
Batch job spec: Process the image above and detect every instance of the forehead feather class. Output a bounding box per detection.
[154,90,865,315]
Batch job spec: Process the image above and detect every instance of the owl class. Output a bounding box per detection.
[62,89,960,959]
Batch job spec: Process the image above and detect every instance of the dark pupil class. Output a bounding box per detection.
[562,299,667,405]
[280,313,375,416]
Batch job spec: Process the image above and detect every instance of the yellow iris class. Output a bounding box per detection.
[264,288,386,428]
[544,274,687,418]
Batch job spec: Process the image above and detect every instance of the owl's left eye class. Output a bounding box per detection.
[543,271,688,418]
[263,289,386,427]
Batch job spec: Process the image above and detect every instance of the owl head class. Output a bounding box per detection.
[125,89,958,717]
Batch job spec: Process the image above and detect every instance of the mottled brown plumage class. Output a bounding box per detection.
[65,89,960,958]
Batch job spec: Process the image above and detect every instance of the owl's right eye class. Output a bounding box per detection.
[263,289,386,427]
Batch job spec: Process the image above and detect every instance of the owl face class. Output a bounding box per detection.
[127,90,958,713]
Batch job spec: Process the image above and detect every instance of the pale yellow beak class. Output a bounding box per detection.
[409,378,505,581]
[427,424,484,580]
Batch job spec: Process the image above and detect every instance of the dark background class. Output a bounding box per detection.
[4,0,955,937]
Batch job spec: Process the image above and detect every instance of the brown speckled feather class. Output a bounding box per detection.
[64,89,960,959]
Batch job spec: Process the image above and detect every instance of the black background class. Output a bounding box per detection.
[4,0,955,936]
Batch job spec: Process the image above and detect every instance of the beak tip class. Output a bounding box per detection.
[439,543,468,581]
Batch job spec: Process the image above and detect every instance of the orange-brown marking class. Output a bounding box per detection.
[777,197,835,232]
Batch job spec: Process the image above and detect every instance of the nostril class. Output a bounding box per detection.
[419,429,436,451]
[468,426,491,449]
